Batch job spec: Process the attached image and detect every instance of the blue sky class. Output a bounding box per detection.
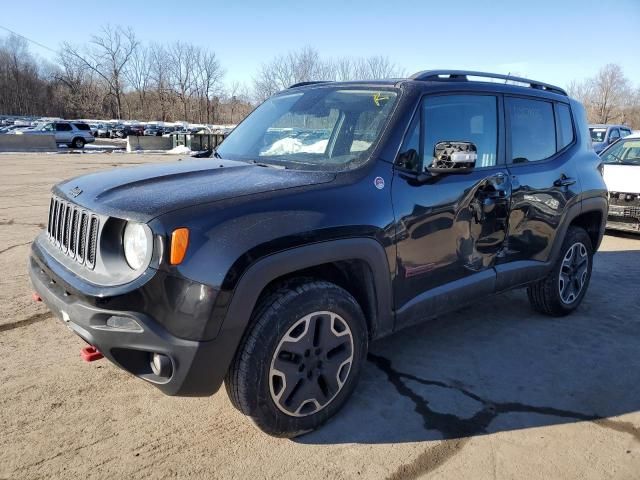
[1,0,638,90]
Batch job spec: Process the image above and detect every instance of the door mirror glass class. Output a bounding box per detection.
[426,141,477,174]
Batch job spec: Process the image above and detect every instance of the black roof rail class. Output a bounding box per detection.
[288,80,334,89]
[409,70,567,96]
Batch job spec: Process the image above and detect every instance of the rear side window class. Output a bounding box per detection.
[73,123,91,131]
[55,123,72,132]
[507,98,555,163]
[555,103,574,150]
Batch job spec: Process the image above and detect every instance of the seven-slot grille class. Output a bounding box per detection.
[47,197,99,269]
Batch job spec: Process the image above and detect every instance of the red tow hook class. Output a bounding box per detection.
[32,292,42,302]
[81,346,104,362]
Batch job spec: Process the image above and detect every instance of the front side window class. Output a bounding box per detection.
[601,138,640,166]
[508,98,556,162]
[217,88,398,171]
[397,94,498,171]
[609,128,620,141]
[424,95,498,169]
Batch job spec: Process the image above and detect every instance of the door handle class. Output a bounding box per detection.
[554,174,576,187]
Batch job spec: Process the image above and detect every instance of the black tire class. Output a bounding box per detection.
[71,137,85,149]
[225,280,368,437]
[527,226,593,316]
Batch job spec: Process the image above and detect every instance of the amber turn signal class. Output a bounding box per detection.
[170,228,189,265]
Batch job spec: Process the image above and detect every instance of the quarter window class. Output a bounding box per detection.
[556,103,574,150]
[507,98,556,162]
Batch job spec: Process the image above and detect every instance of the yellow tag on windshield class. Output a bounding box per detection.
[373,93,390,107]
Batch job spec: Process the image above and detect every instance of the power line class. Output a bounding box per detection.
[0,24,57,54]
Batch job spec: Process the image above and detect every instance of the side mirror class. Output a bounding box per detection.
[426,141,477,174]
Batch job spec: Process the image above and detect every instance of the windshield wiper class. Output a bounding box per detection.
[251,160,287,169]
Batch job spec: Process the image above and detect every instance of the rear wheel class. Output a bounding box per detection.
[527,226,593,316]
[71,137,85,149]
[225,280,368,437]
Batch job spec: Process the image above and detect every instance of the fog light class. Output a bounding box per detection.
[106,316,142,332]
[150,353,172,378]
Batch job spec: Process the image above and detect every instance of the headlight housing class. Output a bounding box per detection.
[123,222,149,270]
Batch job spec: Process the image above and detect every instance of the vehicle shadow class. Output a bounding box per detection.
[298,248,640,444]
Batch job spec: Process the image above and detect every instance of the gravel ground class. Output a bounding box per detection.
[0,153,639,479]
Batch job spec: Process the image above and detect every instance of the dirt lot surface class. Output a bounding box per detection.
[1,153,639,479]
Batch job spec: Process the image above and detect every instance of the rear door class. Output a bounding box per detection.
[55,122,73,143]
[499,96,580,287]
[393,92,511,327]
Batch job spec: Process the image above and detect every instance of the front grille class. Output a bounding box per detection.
[47,196,99,269]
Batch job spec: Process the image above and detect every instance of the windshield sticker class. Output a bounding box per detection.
[373,93,390,107]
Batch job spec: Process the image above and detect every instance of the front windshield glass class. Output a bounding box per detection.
[601,139,640,166]
[590,128,607,143]
[217,87,398,170]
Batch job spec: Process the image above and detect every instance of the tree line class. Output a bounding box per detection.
[1,25,638,129]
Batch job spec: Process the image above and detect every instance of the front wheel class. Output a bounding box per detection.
[527,226,593,316]
[225,280,368,437]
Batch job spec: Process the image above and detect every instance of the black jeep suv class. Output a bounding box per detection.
[29,70,607,437]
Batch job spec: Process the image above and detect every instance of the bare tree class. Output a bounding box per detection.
[195,50,224,123]
[61,25,138,119]
[253,47,405,102]
[167,42,199,121]
[124,44,152,119]
[569,64,632,124]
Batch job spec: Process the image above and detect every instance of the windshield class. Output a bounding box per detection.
[217,87,398,170]
[590,128,607,143]
[601,138,640,166]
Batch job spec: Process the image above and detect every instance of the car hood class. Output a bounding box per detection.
[53,158,336,222]
[603,164,640,194]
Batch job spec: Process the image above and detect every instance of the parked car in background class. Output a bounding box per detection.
[87,123,99,137]
[95,124,110,138]
[20,121,95,148]
[589,124,633,153]
[110,124,145,139]
[143,125,163,136]
[599,132,640,233]
[0,124,25,134]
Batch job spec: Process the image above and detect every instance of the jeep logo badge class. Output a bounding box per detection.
[69,186,83,198]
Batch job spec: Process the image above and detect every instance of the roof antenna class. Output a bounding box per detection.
[505,72,511,84]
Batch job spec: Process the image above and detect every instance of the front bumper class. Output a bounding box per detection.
[607,204,640,233]
[29,244,231,396]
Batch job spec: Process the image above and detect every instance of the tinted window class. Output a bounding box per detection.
[508,98,555,162]
[556,103,574,150]
[620,128,631,138]
[73,123,90,131]
[55,123,72,132]
[423,95,498,168]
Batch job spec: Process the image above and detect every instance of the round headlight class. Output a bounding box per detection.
[123,222,148,270]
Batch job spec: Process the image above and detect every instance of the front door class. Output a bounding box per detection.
[392,93,510,328]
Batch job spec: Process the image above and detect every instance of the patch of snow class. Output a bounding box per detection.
[262,138,328,156]
[167,145,192,154]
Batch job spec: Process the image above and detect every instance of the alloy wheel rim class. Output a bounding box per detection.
[558,242,589,304]
[269,311,354,417]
